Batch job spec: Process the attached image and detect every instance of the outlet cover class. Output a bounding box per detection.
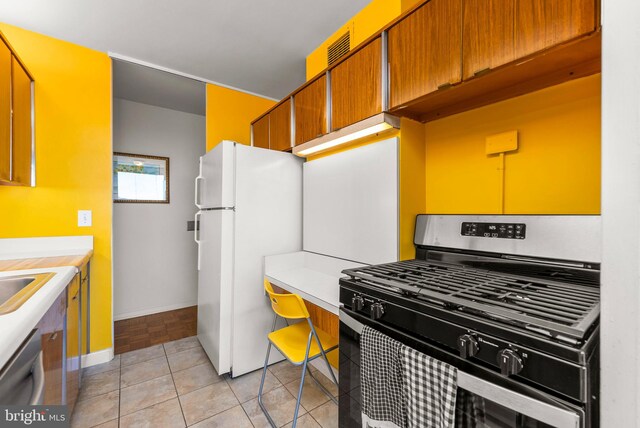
[486,130,518,155]
[78,210,92,227]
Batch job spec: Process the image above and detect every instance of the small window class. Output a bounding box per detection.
[113,153,169,203]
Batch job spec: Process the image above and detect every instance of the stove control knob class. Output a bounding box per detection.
[351,295,364,311]
[370,302,385,320]
[497,349,524,377]
[457,334,479,359]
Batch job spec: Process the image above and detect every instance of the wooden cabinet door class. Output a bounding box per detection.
[80,262,90,356]
[294,75,326,146]
[252,114,269,149]
[11,56,33,186]
[463,0,515,79]
[0,41,10,183]
[331,38,382,131]
[388,0,463,108]
[39,290,66,405]
[66,274,81,413]
[515,0,597,58]
[269,99,291,151]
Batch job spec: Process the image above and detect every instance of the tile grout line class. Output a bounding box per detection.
[164,344,189,428]
[222,375,257,427]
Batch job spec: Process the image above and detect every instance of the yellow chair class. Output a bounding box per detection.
[259,279,339,427]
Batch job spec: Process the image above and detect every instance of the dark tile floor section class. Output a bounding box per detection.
[72,336,338,427]
[114,306,197,354]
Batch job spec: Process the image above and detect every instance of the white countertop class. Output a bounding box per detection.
[0,266,76,368]
[0,236,94,368]
[264,251,366,315]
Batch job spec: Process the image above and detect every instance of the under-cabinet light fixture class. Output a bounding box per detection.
[293,112,401,157]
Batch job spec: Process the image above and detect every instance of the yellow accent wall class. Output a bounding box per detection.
[305,0,402,80]
[425,74,601,215]
[205,84,275,151]
[0,24,113,351]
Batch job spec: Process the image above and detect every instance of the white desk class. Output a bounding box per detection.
[264,251,366,315]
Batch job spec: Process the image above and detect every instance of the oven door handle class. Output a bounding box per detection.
[457,372,581,428]
[339,307,363,335]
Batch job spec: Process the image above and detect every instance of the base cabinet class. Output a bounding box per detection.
[38,290,66,405]
[66,274,81,413]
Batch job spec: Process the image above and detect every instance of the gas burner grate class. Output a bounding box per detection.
[343,259,600,340]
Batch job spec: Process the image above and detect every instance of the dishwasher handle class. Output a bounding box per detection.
[29,351,44,405]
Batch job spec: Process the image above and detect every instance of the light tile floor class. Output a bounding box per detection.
[71,336,338,428]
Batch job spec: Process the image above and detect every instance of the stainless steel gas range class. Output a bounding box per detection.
[339,215,600,428]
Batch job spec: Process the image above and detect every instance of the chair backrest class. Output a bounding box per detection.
[264,278,310,320]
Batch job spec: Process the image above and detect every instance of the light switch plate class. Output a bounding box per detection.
[78,210,92,227]
[486,130,519,155]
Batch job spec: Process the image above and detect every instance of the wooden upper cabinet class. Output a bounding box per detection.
[11,57,33,186]
[388,0,463,109]
[269,99,291,151]
[294,75,326,146]
[331,38,382,131]
[252,114,269,149]
[515,0,597,58]
[0,41,10,183]
[463,0,515,79]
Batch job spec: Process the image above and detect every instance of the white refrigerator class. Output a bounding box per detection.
[194,140,303,377]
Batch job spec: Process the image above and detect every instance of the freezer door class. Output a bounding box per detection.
[197,140,235,209]
[231,145,303,376]
[197,209,234,375]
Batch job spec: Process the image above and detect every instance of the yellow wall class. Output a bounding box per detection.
[205,84,275,151]
[425,74,601,214]
[0,24,113,351]
[306,0,402,80]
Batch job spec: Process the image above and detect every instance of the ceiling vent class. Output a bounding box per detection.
[327,31,351,66]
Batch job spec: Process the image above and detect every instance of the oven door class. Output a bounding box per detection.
[339,308,584,428]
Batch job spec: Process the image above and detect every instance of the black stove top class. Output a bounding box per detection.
[342,258,600,341]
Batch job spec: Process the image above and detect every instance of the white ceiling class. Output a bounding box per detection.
[0,0,371,99]
[113,60,206,116]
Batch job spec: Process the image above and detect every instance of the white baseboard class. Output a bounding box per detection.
[113,302,197,321]
[82,347,114,368]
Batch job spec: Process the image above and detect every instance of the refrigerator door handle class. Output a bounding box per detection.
[195,176,204,209]
[194,212,202,270]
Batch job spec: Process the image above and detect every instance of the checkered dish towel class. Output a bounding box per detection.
[361,325,406,428]
[401,346,458,428]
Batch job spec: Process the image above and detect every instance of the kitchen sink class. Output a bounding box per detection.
[0,273,56,315]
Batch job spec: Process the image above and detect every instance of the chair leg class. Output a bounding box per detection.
[292,332,313,428]
[307,366,338,405]
[308,322,340,390]
[258,342,277,428]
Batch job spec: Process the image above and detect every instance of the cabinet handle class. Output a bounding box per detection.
[437,82,453,90]
[473,67,491,77]
[49,332,58,341]
[72,294,79,301]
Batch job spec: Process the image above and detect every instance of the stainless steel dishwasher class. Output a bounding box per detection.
[0,329,45,405]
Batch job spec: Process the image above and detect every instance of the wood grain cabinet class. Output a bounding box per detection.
[331,37,382,131]
[515,0,597,59]
[388,0,463,109]
[269,99,292,152]
[294,75,327,146]
[38,290,66,405]
[66,274,81,413]
[252,114,270,149]
[0,40,10,182]
[462,0,516,79]
[0,34,34,187]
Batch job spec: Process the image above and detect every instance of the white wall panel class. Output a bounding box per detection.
[303,138,398,264]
